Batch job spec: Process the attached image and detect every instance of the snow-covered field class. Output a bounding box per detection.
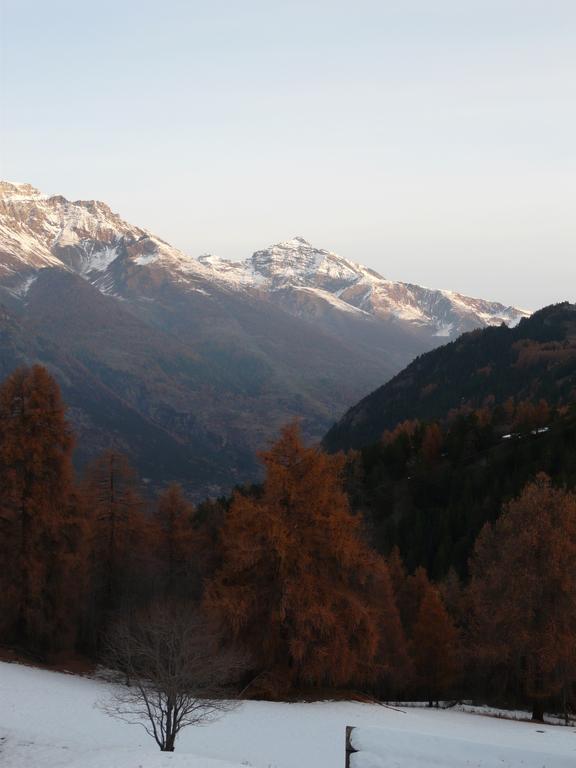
[1,662,575,768]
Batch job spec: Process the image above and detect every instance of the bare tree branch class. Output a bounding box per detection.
[98,603,247,751]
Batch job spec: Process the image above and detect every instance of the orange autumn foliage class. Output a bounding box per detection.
[0,365,86,654]
[205,422,406,696]
[411,582,460,703]
[469,474,576,720]
[421,423,443,466]
[382,419,420,446]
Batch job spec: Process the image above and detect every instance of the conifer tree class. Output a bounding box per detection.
[469,474,576,720]
[0,365,84,654]
[439,567,467,631]
[421,423,443,466]
[401,566,431,633]
[387,546,407,602]
[83,450,144,639]
[205,422,406,696]
[153,483,198,599]
[411,583,460,705]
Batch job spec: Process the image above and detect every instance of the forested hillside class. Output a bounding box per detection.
[325,302,576,452]
[3,354,576,723]
[345,401,576,578]
[321,303,576,578]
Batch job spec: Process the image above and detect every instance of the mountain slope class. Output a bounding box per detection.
[0,301,210,485]
[0,180,529,494]
[0,183,405,492]
[200,236,528,340]
[324,302,576,452]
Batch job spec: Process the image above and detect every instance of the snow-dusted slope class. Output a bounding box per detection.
[0,662,573,768]
[0,182,418,495]
[200,236,529,338]
[0,181,531,494]
[0,181,212,298]
[0,182,527,339]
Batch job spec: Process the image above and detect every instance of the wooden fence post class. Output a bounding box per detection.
[345,725,357,768]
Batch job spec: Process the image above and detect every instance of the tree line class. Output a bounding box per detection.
[345,398,576,577]
[1,365,576,724]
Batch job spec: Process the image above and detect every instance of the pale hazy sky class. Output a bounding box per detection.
[1,0,575,309]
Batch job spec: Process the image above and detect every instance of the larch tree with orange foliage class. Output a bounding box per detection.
[411,582,460,706]
[386,555,458,699]
[382,419,420,447]
[386,546,407,604]
[0,365,85,655]
[421,423,443,466]
[469,474,576,721]
[400,566,431,634]
[205,422,407,697]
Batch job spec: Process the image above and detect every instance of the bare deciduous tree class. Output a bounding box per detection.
[99,604,245,751]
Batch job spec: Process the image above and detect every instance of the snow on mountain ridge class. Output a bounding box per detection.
[0,181,47,201]
[0,181,213,295]
[0,181,529,338]
[201,235,530,336]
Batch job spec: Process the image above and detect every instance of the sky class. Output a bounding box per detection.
[1,0,575,309]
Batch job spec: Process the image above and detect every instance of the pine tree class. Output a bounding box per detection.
[153,483,199,599]
[439,567,467,631]
[205,422,406,696]
[469,474,576,720]
[0,365,85,654]
[401,566,431,633]
[83,450,144,640]
[411,583,460,705]
[387,546,407,602]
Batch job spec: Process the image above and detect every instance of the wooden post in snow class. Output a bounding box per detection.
[345,725,357,768]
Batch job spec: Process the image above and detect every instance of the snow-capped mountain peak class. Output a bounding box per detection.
[0,181,47,201]
[0,181,212,297]
[200,235,529,337]
[0,182,529,339]
[249,237,366,290]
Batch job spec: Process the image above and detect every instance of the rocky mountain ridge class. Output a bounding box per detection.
[199,235,528,339]
[0,181,530,495]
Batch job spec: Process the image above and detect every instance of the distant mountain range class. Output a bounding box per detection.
[0,180,528,495]
[199,235,526,339]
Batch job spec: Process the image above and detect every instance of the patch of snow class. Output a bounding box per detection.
[92,271,121,297]
[80,245,119,274]
[56,228,80,247]
[296,286,372,316]
[1,662,576,768]
[434,322,454,337]
[133,253,159,266]
[12,274,38,297]
[350,722,573,768]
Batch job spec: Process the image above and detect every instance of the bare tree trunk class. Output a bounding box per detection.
[100,605,246,753]
[163,734,176,752]
[531,701,544,722]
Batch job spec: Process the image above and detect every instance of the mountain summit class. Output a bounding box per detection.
[0,181,529,494]
[0,181,527,340]
[200,236,528,339]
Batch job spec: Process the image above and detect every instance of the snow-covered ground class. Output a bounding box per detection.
[1,661,575,768]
